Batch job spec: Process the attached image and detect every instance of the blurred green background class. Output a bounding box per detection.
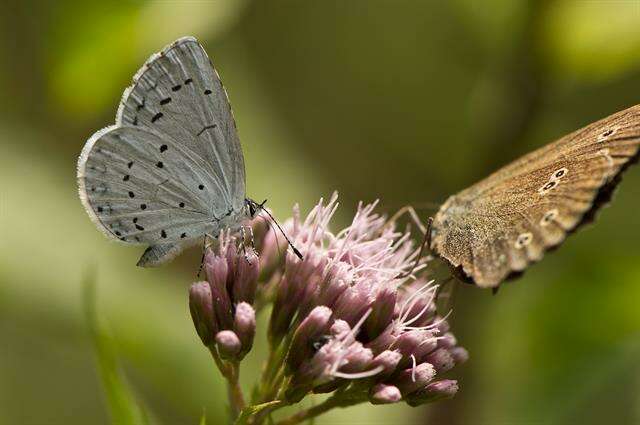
[2,1,640,424]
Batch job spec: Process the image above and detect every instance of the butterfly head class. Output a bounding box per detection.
[245,198,267,218]
[245,197,303,260]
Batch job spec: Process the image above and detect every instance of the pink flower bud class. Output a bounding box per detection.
[413,335,439,363]
[332,287,370,326]
[269,257,320,344]
[315,264,349,308]
[365,286,396,341]
[209,278,233,331]
[369,384,402,404]
[232,249,260,304]
[205,250,233,330]
[188,282,216,346]
[258,217,291,269]
[450,346,469,364]
[370,350,402,377]
[205,250,228,294]
[392,362,436,396]
[340,342,374,374]
[405,380,459,407]
[426,379,459,398]
[424,348,455,373]
[234,302,256,358]
[438,332,457,349]
[366,324,395,353]
[287,306,333,372]
[392,330,429,368]
[215,330,241,360]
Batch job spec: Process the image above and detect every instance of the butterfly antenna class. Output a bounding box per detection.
[258,200,303,260]
[259,214,283,260]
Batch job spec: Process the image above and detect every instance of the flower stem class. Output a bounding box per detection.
[254,337,289,404]
[209,347,246,420]
[273,390,366,425]
[226,362,246,420]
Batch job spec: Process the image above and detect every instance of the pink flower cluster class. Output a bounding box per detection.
[189,193,467,409]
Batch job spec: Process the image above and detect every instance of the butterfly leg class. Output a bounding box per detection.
[387,205,428,235]
[197,232,219,278]
[396,217,433,280]
[435,276,458,314]
[247,225,259,257]
[197,234,207,278]
[239,226,252,264]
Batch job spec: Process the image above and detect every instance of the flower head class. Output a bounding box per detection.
[188,193,468,417]
[268,194,468,405]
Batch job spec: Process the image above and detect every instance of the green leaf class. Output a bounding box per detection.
[234,401,284,425]
[199,408,207,425]
[83,272,150,425]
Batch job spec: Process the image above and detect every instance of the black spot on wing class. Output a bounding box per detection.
[151,112,163,123]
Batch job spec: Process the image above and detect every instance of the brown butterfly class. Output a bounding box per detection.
[430,105,640,288]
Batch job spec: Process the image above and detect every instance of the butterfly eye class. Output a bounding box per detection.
[249,203,256,217]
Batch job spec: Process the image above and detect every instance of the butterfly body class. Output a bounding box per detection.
[78,37,253,266]
[431,105,640,288]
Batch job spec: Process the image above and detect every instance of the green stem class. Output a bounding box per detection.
[237,400,288,425]
[273,390,366,425]
[254,336,290,404]
[209,348,246,421]
[226,362,246,420]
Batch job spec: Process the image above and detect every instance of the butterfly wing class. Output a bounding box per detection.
[78,37,247,266]
[117,36,246,212]
[78,125,225,264]
[432,105,640,287]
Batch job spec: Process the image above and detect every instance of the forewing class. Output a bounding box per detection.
[434,105,640,287]
[78,125,220,245]
[116,36,246,212]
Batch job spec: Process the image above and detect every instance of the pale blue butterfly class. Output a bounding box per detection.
[77,36,300,266]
